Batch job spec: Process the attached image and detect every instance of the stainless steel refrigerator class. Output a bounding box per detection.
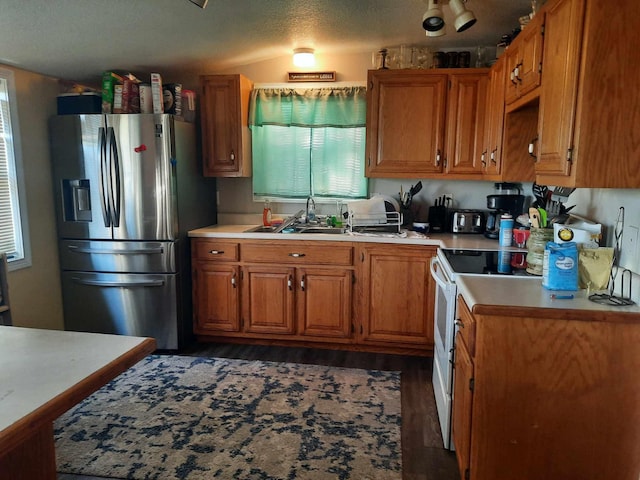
[49,114,216,350]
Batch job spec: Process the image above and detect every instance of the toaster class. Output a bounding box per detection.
[451,210,485,234]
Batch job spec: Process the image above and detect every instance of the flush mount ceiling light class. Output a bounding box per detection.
[293,48,315,68]
[188,0,208,8]
[423,0,476,36]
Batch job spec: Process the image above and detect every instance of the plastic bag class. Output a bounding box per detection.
[542,241,579,291]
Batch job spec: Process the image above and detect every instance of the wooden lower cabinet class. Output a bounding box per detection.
[192,238,436,354]
[357,243,436,351]
[296,267,352,339]
[242,265,296,335]
[453,296,640,480]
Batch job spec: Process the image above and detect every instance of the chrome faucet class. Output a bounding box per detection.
[306,195,316,223]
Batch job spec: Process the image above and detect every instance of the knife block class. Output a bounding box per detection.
[428,205,448,233]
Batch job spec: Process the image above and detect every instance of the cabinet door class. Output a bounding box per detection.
[297,267,352,340]
[193,262,240,334]
[483,55,507,177]
[452,333,474,480]
[366,70,447,177]
[445,73,488,176]
[242,265,296,335]
[536,0,585,179]
[517,12,544,97]
[358,245,435,347]
[504,45,521,105]
[200,74,252,177]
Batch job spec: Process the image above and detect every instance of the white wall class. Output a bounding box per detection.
[4,64,65,330]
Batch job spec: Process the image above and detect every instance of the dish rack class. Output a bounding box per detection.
[346,211,402,234]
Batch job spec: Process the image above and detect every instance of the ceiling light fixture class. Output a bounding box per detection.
[188,0,208,8]
[422,0,476,37]
[293,48,315,68]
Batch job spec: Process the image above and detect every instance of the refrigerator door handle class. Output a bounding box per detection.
[98,127,111,227]
[67,245,164,255]
[107,127,121,227]
[70,277,165,288]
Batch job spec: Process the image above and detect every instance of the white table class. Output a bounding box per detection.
[0,326,156,479]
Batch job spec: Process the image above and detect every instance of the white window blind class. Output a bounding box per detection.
[0,69,28,267]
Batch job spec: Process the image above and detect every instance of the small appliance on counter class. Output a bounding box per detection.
[451,210,485,234]
[484,183,525,239]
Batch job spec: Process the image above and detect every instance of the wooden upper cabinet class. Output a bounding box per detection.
[200,74,253,177]
[535,0,584,179]
[482,55,507,178]
[536,0,640,187]
[366,68,489,179]
[366,69,447,177]
[445,72,488,176]
[504,12,544,106]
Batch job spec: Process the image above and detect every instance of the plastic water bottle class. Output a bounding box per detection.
[499,214,514,247]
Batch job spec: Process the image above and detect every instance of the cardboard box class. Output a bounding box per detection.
[182,89,196,122]
[163,83,182,116]
[139,84,153,113]
[150,73,164,114]
[112,85,124,113]
[101,71,123,113]
[122,77,140,113]
[553,215,602,248]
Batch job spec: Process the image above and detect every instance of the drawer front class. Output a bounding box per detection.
[457,296,476,357]
[193,240,239,262]
[241,242,353,266]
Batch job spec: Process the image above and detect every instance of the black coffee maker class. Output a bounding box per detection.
[484,183,525,239]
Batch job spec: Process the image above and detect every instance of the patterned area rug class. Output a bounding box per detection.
[54,355,402,480]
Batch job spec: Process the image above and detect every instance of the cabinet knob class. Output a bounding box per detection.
[209,250,224,255]
[230,150,235,161]
[435,150,441,166]
[455,319,464,328]
[231,273,237,288]
[490,149,497,164]
[288,253,306,258]
[288,275,293,291]
[300,275,306,291]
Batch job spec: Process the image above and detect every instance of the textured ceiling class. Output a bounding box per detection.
[0,0,533,83]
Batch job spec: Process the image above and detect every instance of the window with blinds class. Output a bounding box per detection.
[249,86,368,200]
[0,69,27,266]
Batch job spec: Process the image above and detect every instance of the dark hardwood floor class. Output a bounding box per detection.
[58,343,459,480]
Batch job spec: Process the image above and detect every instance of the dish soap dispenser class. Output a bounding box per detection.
[262,200,272,226]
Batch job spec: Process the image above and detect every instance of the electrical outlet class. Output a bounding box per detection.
[444,194,454,206]
[618,225,639,273]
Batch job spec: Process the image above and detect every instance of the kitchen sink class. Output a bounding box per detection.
[243,224,346,234]
[294,226,346,234]
[244,225,280,233]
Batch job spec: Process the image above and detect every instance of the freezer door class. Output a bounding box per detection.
[61,271,178,350]
[107,114,178,241]
[49,115,114,240]
[58,239,176,273]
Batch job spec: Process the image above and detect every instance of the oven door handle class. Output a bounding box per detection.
[430,256,453,290]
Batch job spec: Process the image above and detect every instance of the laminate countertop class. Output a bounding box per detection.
[457,274,640,317]
[188,224,525,250]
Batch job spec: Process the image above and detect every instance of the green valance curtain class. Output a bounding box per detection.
[249,86,367,128]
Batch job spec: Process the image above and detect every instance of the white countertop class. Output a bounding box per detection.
[456,274,640,314]
[0,327,153,433]
[188,224,524,250]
